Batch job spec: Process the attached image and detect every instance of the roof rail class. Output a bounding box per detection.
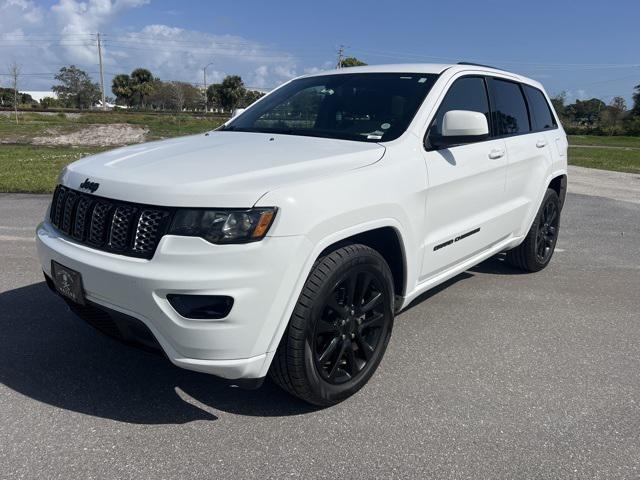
[457,61,503,71]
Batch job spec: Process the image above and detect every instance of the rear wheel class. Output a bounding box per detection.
[269,244,395,406]
[506,188,561,272]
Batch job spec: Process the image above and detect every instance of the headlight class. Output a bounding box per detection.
[168,208,277,244]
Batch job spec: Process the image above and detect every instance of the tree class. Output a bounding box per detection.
[341,56,367,68]
[52,65,100,109]
[631,84,640,117]
[167,81,204,111]
[112,74,133,106]
[239,89,265,108]
[565,98,606,126]
[146,79,169,110]
[130,68,154,108]
[206,83,221,110]
[40,96,61,109]
[599,96,627,134]
[550,91,566,117]
[207,75,246,112]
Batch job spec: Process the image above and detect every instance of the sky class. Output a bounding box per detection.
[1,0,639,105]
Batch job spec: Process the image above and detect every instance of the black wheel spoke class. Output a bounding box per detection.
[361,312,385,328]
[327,296,348,319]
[328,340,348,380]
[318,336,340,363]
[361,292,382,313]
[344,340,357,377]
[355,332,374,361]
[356,273,372,307]
[345,275,356,306]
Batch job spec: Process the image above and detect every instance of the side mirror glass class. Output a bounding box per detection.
[427,110,489,150]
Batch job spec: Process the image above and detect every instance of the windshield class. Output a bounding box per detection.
[222,72,438,142]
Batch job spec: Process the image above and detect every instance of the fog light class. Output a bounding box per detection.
[167,294,234,319]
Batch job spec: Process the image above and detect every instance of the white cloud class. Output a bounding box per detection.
[0,0,329,94]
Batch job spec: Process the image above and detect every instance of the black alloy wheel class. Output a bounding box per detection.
[313,269,387,384]
[506,188,561,272]
[535,198,559,264]
[270,244,395,406]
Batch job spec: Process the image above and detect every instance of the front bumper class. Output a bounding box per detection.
[36,220,312,379]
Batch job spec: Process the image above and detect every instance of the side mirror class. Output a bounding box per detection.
[231,108,246,118]
[428,110,489,149]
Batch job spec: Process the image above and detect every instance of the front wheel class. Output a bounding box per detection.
[506,188,561,272]
[269,244,395,406]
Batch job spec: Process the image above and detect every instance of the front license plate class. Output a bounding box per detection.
[51,260,85,305]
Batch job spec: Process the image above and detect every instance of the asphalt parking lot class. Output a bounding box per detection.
[1,167,639,479]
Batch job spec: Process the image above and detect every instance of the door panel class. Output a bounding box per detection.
[502,134,553,235]
[420,76,512,280]
[420,138,509,279]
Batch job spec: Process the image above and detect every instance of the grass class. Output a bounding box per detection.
[0,115,638,193]
[0,111,227,193]
[0,145,104,193]
[568,135,640,149]
[568,146,640,174]
[0,111,225,143]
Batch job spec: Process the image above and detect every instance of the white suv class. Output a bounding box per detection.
[37,63,567,405]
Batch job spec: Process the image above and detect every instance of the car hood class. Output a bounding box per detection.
[60,131,386,207]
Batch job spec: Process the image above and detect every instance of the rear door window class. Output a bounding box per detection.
[523,85,557,131]
[489,79,531,136]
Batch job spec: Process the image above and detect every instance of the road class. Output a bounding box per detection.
[1,167,639,479]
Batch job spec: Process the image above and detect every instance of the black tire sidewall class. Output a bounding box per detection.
[301,248,394,405]
[529,189,561,269]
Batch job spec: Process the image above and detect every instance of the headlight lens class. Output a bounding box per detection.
[169,208,277,244]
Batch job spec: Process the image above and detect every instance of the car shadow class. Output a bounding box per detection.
[0,282,317,425]
[1,255,523,425]
[400,254,525,312]
[469,253,529,275]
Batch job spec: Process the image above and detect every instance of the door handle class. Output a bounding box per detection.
[536,139,547,148]
[488,148,505,159]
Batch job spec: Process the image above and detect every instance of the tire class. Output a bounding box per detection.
[506,188,561,272]
[269,244,395,406]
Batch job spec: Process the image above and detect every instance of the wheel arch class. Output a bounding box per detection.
[316,226,407,300]
[262,220,410,364]
[548,173,567,210]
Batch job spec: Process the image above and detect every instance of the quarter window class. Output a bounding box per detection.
[489,79,531,136]
[429,77,490,137]
[524,85,556,131]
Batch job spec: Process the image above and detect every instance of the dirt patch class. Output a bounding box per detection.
[32,124,148,147]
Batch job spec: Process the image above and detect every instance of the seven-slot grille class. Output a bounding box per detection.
[49,185,171,259]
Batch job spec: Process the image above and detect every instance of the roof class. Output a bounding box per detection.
[304,63,452,77]
[300,63,539,88]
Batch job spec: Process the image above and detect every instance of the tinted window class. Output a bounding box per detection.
[430,77,489,136]
[224,73,438,142]
[490,79,530,135]
[524,85,556,130]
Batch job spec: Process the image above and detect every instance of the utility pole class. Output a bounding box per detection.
[203,62,214,112]
[9,62,19,124]
[97,33,106,110]
[336,45,345,69]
